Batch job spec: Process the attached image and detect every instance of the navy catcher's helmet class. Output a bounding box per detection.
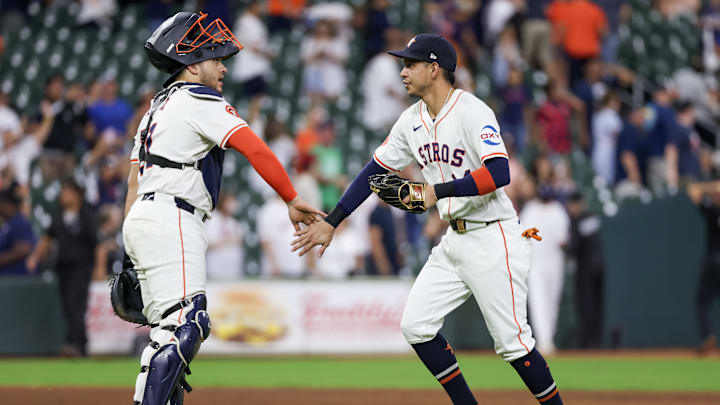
[144,12,243,82]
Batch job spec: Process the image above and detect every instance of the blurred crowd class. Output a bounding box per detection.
[1,0,720,355]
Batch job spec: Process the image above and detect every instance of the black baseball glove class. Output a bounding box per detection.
[109,254,152,326]
[368,173,427,213]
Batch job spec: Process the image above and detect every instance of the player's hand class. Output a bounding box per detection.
[291,220,335,257]
[402,183,438,209]
[287,196,326,232]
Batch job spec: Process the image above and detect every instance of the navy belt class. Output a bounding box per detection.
[142,192,207,222]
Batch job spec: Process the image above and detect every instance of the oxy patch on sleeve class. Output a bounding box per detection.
[479,125,503,146]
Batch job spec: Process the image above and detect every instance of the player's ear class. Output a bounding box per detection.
[186,63,201,76]
[430,62,439,78]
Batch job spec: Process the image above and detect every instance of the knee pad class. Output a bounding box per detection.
[139,294,211,405]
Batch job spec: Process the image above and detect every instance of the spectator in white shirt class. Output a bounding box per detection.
[0,92,21,146]
[592,91,622,185]
[520,183,570,355]
[361,28,409,132]
[301,19,349,107]
[0,101,55,188]
[314,219,365,279]
[258,194,307,278]
[231,0,273,126]
[249,115,298,198]
[77,0,117,28]
[205,193,245,280]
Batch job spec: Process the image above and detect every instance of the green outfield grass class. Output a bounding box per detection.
[1,354,719,391]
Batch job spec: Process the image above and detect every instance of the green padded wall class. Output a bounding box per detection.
[443,195,719,350]
[1,276,65,355]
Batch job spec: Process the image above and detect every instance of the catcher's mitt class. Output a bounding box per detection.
[368,173,427,213]
[109,254,152,326]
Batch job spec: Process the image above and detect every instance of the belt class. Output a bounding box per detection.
[449,218,497,233]
[142,192,208,222]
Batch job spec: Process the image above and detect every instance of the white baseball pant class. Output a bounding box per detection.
[401,217,536,362]
[122,194,208,325]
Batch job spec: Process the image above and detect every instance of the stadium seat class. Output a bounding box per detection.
[10,0,707,274]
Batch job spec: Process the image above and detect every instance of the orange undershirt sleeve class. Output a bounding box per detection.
[225,127,298,202]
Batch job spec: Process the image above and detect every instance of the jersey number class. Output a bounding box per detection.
[140,123,157,176]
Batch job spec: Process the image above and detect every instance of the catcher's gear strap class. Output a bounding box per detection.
[139,294,210,405]
[325,160,388,227]
[140,83,227,171]
[225,127,297,202]
[145,153,200,170]
[138,82,186,167]
[161,297,193,320]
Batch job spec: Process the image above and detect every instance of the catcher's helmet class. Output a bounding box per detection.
[144,12,243,81]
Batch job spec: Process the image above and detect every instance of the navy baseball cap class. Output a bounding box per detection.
[388,33,457,72]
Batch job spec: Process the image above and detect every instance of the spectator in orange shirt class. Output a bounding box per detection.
[295,106,328,156]
[547,0,607,85]
[268,0,306,33]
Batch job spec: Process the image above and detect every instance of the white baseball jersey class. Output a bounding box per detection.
[130,81,248,215]
[373,89,516,223]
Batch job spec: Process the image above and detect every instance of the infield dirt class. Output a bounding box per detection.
[4,387,720,404]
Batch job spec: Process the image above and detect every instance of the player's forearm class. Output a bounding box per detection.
[226,130,297,202]
[324,160,388,227]
[433,157,510,199]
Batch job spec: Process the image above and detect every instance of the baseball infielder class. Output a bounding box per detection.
[293,34,562,405]
[122,12,323,405]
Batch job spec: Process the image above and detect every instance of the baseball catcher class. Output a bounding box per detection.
[120,10,323,405]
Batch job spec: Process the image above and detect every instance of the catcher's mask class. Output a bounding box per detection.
[145,11,243,86]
